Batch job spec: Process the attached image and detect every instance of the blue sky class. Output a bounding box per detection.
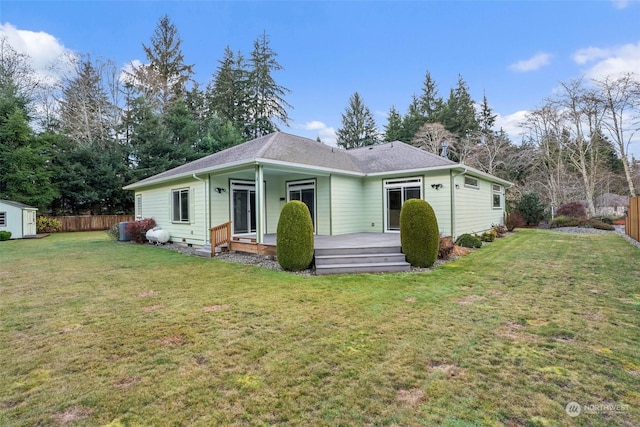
[1,0,639,147]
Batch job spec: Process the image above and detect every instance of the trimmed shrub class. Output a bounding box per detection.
[36,216,62,233]
[550,216,615,231]
[556,201,587,218]
[126,218,157,244]
[456,233,482,249]
[276,201,314,271]
[479,230,497,242]
[504,212,525,231]
[400,199,439,267]
[0,230,11,241]
[515,193,546,225]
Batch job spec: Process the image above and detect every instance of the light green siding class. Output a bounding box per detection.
[361,178,384,232]
[422,171,453,236]
[330,175,365,234]
[453,174,504,237]
[135,177,206,245]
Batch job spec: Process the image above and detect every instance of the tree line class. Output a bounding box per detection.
[0,16,290,214]
[336,72,640,215]
[1,14,638,217]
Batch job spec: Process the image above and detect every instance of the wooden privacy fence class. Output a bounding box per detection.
[45,215,135,232]
[626,196,640,243]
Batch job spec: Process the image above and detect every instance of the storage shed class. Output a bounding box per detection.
[0,200,38,239]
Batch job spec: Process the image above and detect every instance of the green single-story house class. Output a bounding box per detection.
[123,132,512,249]
[0,200,38,239]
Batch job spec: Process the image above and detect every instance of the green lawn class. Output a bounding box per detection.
[0,230,639,426]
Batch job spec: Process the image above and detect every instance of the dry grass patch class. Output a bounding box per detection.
[141,304,164,312]
[137,290,159,297]
[54,406,93,425]
[203,304,231,312]
[455,294,484,305]
[396,388,425,407]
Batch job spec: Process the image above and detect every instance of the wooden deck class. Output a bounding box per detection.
[225,232,401,255]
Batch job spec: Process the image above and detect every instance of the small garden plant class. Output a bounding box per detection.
[36,216,62,233]
[0,230,11,241]
[456,233,482,248]
[276,201,314,271]
[125,218,157,244]
[400,199,439,267]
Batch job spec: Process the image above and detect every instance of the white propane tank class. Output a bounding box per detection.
[146,227,170,244]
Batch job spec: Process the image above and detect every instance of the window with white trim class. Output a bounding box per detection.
[492,184,503,209]
[0,211,6,227]
[172,188,190,223]
[464,176,479,189]
[384,177,423,231]
[135,195,142,219]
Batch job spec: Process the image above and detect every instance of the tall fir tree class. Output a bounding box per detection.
[440,75,479,137]
[129,15,194,113]
[336,92,379,149]
[384,106,404,142]
[245,32,292,139]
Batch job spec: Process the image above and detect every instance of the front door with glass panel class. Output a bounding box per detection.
[232,182,256,234]
[287,180,315,231]
[385,178,422,231]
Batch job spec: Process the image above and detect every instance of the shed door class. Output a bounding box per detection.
[23,210,36,236]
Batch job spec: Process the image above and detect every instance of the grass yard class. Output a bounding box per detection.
[0,230,639,426]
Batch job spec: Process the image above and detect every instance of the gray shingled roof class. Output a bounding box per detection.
[0,200,37,209]
[124,132,462,189]
[347,141,456,173]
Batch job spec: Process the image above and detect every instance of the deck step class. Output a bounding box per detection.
[315,262,410,275]
[315,253,406,266]
[314,245,402,257]
[314,245,409,275]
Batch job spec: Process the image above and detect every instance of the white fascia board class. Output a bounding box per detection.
[364,164,458,178]
[255,158,364,177]
[365,164,513,187]
[123,159,256,190]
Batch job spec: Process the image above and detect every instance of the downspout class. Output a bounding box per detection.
[450,167,468,239]
[192,173,209,244]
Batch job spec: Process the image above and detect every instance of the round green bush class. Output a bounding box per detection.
[456,233,482,248]
[276,201,314,271]
[400,199,439,268]
[0,230,12,241]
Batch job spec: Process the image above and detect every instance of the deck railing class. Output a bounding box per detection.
[210,221,232,256]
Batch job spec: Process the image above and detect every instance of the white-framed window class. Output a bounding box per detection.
[464,176,479,189]
[492,184,503,209]
[172,188,190,223]
[0,211,6,227]
[135,195,142,219]
[384,177,423,231]
[287,179,316,231]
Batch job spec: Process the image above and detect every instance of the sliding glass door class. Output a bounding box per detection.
[384,178,422,231]
[287,180,316,231]
[231,182,256,234]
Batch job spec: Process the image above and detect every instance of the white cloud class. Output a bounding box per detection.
[494,110,530,144]
[0,22,75,85]
[573,42,640,79]
[610,0,630,9]
[509,52,553,72]
[292,120,338,145]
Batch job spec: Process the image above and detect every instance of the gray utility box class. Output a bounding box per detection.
[118,222,131,241]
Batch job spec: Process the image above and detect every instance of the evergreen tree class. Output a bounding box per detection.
[478,93,497,134]
[384,106,403,142]
[246,32,292,139]
[336,92,379,149]
[440,75,479,138]
[206,47,249,135]
[418,70,443,121]
[400,95,426,143]
[129,15,194,113]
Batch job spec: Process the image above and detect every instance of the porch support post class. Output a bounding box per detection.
[255,163,265,244]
